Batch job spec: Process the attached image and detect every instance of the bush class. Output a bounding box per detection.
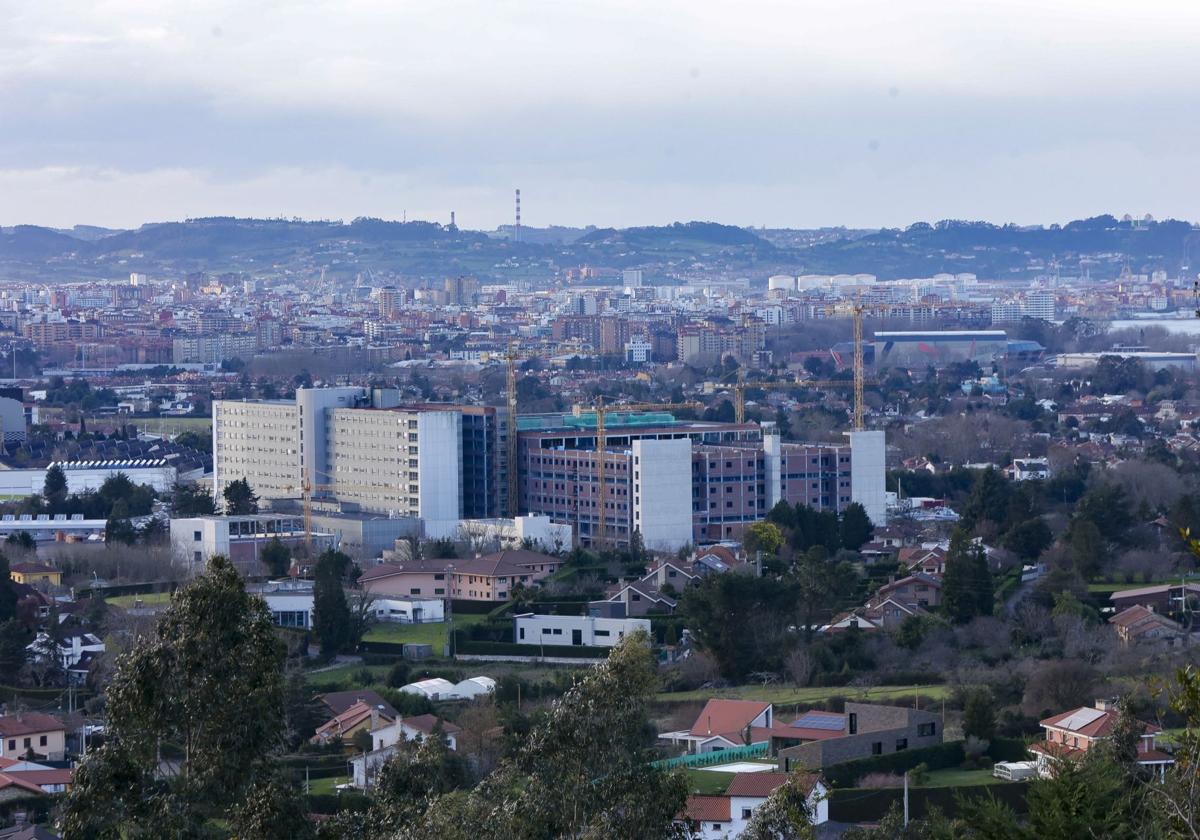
[822,742,966,788]
[305,792,371,815]
[386,661,411,688]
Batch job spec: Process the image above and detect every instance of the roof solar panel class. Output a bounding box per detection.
[792,713,845,731]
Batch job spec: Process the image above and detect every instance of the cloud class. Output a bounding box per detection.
[2,1,1200,227]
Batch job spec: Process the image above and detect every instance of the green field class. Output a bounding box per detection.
[917,767,1009,788]
[363,614,486,652]
[657,684,949,706]
[686,769,736,795]
[108,591,173,608]
[306,775,353,796]
[306,663,395,692]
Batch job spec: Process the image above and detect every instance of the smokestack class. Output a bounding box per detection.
[515,189,521,243]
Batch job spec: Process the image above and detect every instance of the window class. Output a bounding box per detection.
[193,531,202,541]
[6,740,12,752]
[871,741,883,755]
[712,824,722,831]
[595,629,610,637]
[552,628,562,635]
[22,738,29,749]
[519,628,525,640]
[39,735,46,747]
[741,808,752,819]
[848,713,858,735]
[434,588,445,595]
[918,722,936,737]
[896,738,908,751]
[410,588,421,595]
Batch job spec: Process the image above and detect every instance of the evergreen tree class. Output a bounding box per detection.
[42,464,67,511]
[172,482,216,516]
[941,529,993,624]
[0,554,18,623]
[223,477,260,515]
[313,549,353,660]
[840,502,874,551]
[960,467,1011,533]
[0,620,26,682]
[260,537,291,578]
[962,689,997,740]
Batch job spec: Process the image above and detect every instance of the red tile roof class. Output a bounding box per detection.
[0,714,64,738]
[682,795,731,822]
[401,714,462,736]
[312,700,394,741]
[1039,706,1157,739]
[689,699,770,738]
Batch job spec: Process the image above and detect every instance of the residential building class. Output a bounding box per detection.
[513,613,650,648]
[371,597,445,624]
[8,564,60,587]
[679,773,828,838]
[1029,699,1173,778]
[351,715,462,788]
[1109,605,1184,646]
[0,715,66,761]
[777,703,942,769]
[311,700,394,747]
[1111,583,1200,614]
[361,549,563,601]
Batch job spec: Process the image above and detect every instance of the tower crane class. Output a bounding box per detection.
[569,399,702,549]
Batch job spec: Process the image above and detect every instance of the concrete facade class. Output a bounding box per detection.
[778,703,942,770]
[514,613,650,648]
[632,438,694,551]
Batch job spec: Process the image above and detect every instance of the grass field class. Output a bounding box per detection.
[657,684,949,706]
[917,767,1008,788]
[306,663,394,691]
[686,769,735,795]
[306,775,353,796]
[108,591,173,608]
[362,614,486,651]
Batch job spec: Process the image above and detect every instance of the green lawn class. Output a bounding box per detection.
[917,767,1009,788]
[108,591,173,608]
[306,775,353,796]
[686,769,735,795]
[363,614,486,652]
[306,663,395,692]
[658,684,949,706]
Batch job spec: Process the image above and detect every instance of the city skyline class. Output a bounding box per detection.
[4,1,1200,229]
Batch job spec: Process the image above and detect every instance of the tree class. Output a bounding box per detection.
[679,573,799,680]
[1149,666,1200,838]
[260,538,291,578]
[4,532,34,552]
[840,502,874,551]
[172,483,216,516]
[962,689,997,741]
[42,464,67,511]
[793,546,860,643]
[941,529,993,624]
[1002,517,1052,561]
[744,521,784,558]
[104,506,137,546]
[230,772,316,840]
[741,773,819,840]
[313,549,353,660]
[0,620,26,682]
[223,477,259,515]
[60,555,285,836]
[960,467,1011,533]
[0,554,19,624]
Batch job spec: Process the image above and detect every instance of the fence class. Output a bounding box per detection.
[652,742,768,770]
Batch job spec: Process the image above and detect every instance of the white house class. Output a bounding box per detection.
[681,772,828,838]
[514,613,651,648]
[372,597,445,624]
[26,633,105,669]
[351,714,463,788]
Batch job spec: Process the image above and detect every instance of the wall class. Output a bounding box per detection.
[632,439,694,551]
[514,614,651,648]
[849,430,887,526]
[779,704,941,769]
[417,411,463,538]
[212,399,301,500]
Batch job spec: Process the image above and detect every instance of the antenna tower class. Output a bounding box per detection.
[514,189,521,242]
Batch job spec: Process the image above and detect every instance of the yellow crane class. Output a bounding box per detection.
[570,399,702,549]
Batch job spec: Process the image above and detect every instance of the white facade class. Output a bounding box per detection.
[416,411,463,537]
[625,336,653,364]
[372,597,445,624]
[0,461,177,497]
[632,438,694,552]
[849,430,887,526]
[456,515,573,552]
[514,613,651,648]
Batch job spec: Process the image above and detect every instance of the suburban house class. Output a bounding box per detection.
[0,757,73,799]
[679,772,828,837]
[360,549,563,601]
[898,547,947,577]
[1111,583,1200,615]
[589,549,748,619]
[659,699,812,755]
[1028,699,1174,779]
[777,703,942,770]
[0,714,66,761]
[311,700,395,747]
[1108,605,1184,646]
[26,632,105,669]
[513,613,650,649]
[350,714,462,788]
[591,580,678,617]
[870,573,943,610]
[7,564,61,588]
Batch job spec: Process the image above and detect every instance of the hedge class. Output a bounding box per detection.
[451,634,608,659]
[828,782,1029,823]
[305,791,371,815]
[821,738,1030,788]
[821,742,966,787]
[449,598,502,615]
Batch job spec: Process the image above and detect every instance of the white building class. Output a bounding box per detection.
[514,613,651,648]
[248,579,316,629]
[456,514,573,553]
[682,773,828,838]
[0,460,178,498]
[631,439,694,552]
[848,430,887,526]
[625,336,653,364]
[372,597,445,624]
[398,676,495,702]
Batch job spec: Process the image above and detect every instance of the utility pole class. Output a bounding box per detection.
[903,771,910,826]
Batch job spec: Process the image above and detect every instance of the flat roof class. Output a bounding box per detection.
[875,331,1007,339]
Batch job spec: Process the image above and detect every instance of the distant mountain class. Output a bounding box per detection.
[55,225,127,241]
[0,225,85,260]
[576,221,770,249]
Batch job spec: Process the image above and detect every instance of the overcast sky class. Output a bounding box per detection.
[3,0,1200,230]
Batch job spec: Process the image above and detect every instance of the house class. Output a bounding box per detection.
[1028,699,1174,779]
[7,565,60,588]
[361,549,563,602]
[0,715,65,761]
[247,579,314,629]
[678,772,828,837]
[869,573,942,610]
[777,703,942,770]
[0,813,63,838]
[860,598,926,631]
[1009,457,1050,481]
[371,597,445,624]
[316,689,399,721]
[1110,583,1200,615]
[591,581,677,618]
[898,547,947,577]
[350,715,462,788]
[513,613,650,649]
[26,633,105,669]
[310,700,395,746]
[1108,605,1184,646]
[659,699,801,755]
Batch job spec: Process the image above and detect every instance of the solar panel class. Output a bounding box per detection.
[792,713,845,731]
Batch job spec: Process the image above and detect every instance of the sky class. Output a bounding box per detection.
[3,0,1200,230]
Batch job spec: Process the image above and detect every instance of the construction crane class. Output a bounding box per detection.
[504,341,549,518]
[570,399,702,549]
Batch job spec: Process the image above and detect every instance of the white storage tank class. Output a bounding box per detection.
[767,274,797,293]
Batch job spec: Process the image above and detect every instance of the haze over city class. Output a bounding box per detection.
[5,0,1200,229]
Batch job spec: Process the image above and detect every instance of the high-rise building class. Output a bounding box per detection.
[622,269,644,288]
